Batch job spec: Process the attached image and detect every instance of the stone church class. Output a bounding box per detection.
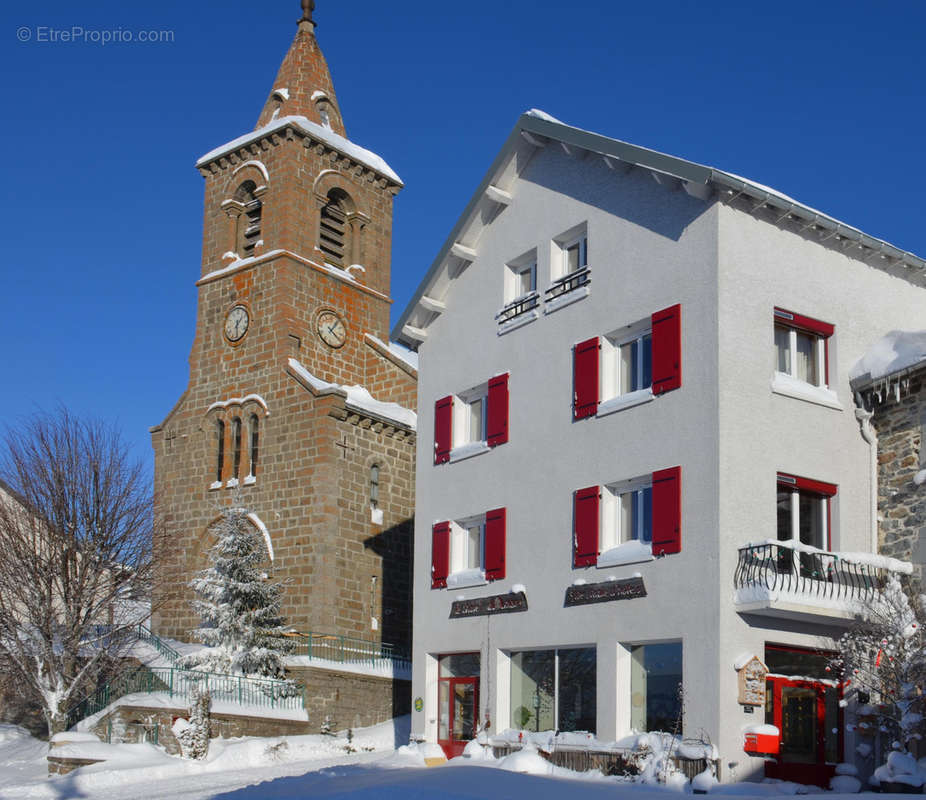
[151,1,416,725]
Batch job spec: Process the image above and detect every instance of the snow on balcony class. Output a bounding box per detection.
[733,539,912,625]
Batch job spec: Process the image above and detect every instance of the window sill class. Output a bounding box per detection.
[243,474,256,486]
[596,541,655,568]
[446,568,487,589]
[771,373,843,411]
[371,506,384,525]
[226,477,239,488]
[449,441,491,463]
[209,481,223,491]
[498,309,539,335]
[544,284,589,314]
[597,387,654,418]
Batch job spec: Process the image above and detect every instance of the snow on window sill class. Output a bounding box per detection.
[596,541,654,568]
[497,309,539,336]
[371,506,384,525]
[243,475,256,486]
[209,481,223,491]
[446,568,487,589]
[226,477,239,488]
[597,387,655,418]
[449,441,491,463]
[771,372,843,411]
[543,284,589,315]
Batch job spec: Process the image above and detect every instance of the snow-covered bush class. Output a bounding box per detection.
[831,574,926,755]
[172,687,211,760]
[180,502,296,690]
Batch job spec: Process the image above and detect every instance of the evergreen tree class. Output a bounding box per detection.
[181,503,295,680]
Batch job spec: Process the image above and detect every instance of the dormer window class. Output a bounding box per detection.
[319,188,350,266]
[234,181,262,258]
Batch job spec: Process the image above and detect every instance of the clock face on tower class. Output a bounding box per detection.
[316,310,347,348]
[224,304,250,343]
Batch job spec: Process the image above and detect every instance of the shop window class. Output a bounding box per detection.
[629,642,683,733]
[509,647,596,734]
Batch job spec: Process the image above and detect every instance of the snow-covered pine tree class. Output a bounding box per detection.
[830,573,926,754]
[172,686,211,760]
[180,502,296,685]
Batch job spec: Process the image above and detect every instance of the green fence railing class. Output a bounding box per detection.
[133,623,183,665]
[66,665,304,729]
[287,631,410,669]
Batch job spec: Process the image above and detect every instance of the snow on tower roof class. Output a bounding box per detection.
[196,115,402,186]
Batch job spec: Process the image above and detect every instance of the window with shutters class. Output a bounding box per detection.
[233,181,263,258]
[433,373,509,464]
[574,305,681,420]
[547,224,590,306]
[771,308,840,409]
[431,507,506,589]
[319,188,351,267]
[574,466,681,568]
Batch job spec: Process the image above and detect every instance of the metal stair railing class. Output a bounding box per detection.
[288,631,410,670]
[65,664,305,730]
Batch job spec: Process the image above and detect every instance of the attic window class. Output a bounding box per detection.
[319,188,351,266]
[234,181,262,258]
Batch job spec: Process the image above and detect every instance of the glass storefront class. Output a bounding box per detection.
[510,647,596,733]
[630,642,683,733]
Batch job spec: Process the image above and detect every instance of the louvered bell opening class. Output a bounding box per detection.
[241,198,262,257]
[319,202,346,266]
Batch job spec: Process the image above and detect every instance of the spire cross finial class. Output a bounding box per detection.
[300,0,315,23]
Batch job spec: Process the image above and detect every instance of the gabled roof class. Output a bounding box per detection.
[392,110,926,349]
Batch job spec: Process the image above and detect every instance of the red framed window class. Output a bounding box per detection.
[774,307,834,388]
[776,472,836,552]
[431,508,506,588]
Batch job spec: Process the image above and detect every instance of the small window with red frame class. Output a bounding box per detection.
[773,307,834,388]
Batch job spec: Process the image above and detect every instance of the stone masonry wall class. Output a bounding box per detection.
[871,370,926,578]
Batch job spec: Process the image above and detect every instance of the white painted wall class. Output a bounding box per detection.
[411,143,722,746]
[409,137,926,783]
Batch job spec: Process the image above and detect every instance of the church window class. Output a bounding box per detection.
[232,417,242,480]
[249,415,260,478]
[215,419,225,484]
[319,188,350,266]
[234,181,263,258]
[370,464,380,508]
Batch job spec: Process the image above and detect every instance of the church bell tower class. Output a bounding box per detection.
[151,2,417,725]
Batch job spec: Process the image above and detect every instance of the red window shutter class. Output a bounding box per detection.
[484,507,506,581]
[431,521,450,588]
[573,486,600,567]
[434,396,453,464]
[652,466,681,556]
[487,373,510,447]
[573,337,600,419]
[651,304,681,395]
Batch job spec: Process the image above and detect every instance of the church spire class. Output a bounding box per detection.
[255,1,347,137]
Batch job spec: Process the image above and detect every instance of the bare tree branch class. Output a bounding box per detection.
[0,408,163,735]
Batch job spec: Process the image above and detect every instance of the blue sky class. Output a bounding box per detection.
[3,0,925,474]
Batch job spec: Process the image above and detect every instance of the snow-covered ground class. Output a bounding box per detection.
[0,720,910,800]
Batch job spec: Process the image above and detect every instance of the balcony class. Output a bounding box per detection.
[733,541,910,625]
[496,291,540,327]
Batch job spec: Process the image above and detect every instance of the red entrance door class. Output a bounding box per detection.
[438,676,478,758]
[765,676,841,787]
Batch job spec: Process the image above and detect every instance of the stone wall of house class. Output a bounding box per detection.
[871,370,926,576]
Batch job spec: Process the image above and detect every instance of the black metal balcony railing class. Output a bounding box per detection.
[734,543,884,604]
[496,292,540,324]
[545,267,591,300]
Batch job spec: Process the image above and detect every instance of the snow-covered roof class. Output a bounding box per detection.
[287,358,417,430]
[392,109,926,349]
[850,330,926,385]
[196,115,402,186]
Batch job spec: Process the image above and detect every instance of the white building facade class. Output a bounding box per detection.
[393,111,926,784]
